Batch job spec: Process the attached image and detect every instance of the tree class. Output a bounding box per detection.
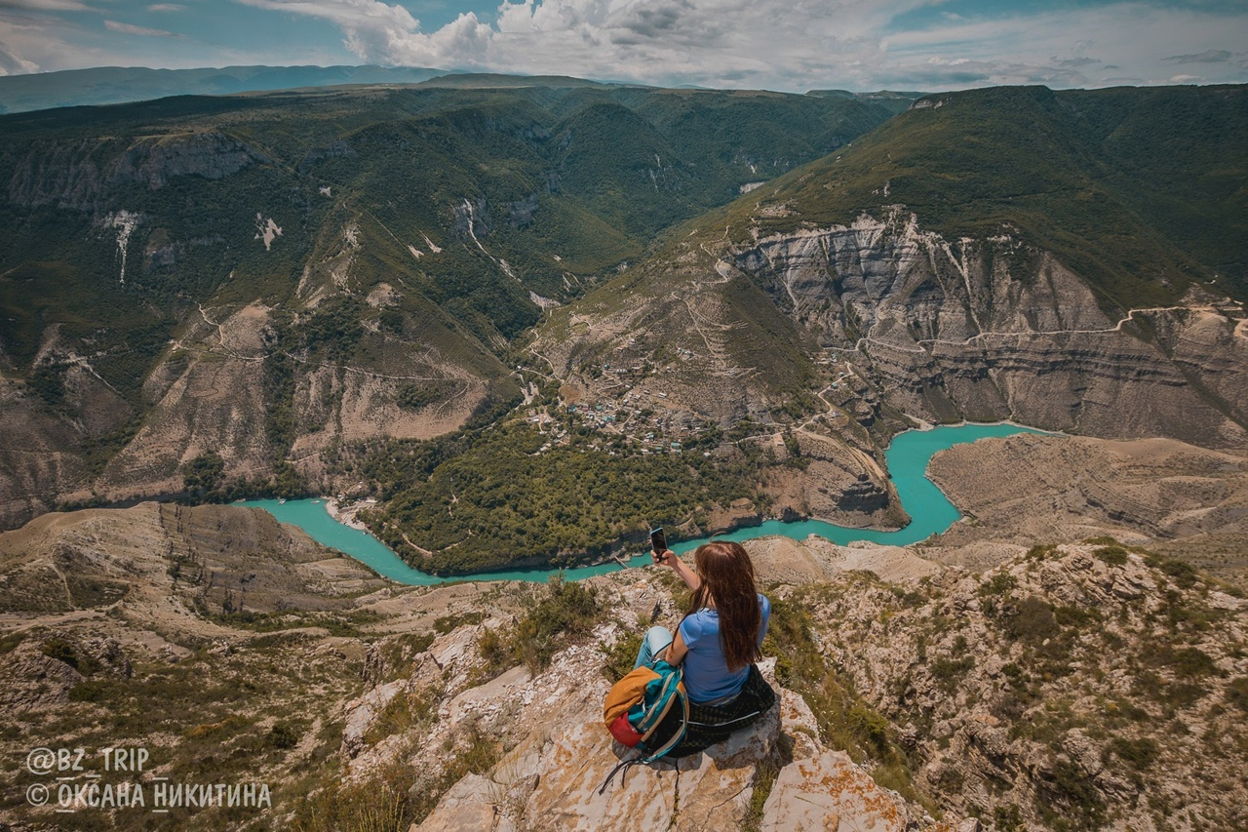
[183,452,225,495]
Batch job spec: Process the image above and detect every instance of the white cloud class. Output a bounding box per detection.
[104,19,183,38]
[3,0,1244,88]
[0,4,354,75]
[0,11,82,74]
[0,37,38,73]
[236,0,425,62]
[227,0,1248,91]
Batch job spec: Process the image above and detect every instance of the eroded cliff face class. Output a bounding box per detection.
[536,209,1246,500]
[6,131,265,210]
[0,297,504,527]
[49,300,498,513]
[729,212,1248,447]
[734,214,1108,344]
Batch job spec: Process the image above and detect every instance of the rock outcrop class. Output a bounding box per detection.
[414,663,953,832]
[1,512,1245,831]
[925,433,1248,579]
[409,653,952,832]
[0,501,382,617]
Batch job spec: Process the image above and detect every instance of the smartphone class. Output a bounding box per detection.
[649,528,667,560]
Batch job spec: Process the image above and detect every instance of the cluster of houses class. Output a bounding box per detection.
[521,380,710,458]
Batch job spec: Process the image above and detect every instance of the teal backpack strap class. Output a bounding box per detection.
[634,669,682,737]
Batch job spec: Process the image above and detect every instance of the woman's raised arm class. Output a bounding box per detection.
[657,549,701,591]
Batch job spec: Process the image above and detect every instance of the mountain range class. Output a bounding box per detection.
[2,71,1248,832]
[0,77,909,541]
[0,77,1245,574]
[0,65,447,114]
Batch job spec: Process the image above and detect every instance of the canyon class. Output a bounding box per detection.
[1,78,1246,831]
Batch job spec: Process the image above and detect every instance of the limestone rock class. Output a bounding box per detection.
[341,679,405,758]
[761,749,915,832]
[414,774,502,832]
[414,656,952,832]
[0,641,85,713]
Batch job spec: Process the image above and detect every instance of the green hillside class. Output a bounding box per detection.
[0,78,904,533]
[709,84,1248,305]
[0,81,899,397]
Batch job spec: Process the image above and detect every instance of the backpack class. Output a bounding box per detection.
[602,659,689,762]
[599,661,776,793]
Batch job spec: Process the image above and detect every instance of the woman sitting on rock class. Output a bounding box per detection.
[636,540,771,705]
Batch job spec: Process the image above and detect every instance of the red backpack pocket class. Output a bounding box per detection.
[609,713,644,747]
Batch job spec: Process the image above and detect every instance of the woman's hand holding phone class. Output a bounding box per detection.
[649,528,669,566]
[652,549,676,567]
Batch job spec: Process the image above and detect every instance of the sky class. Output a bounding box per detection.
[0,0,1246,92]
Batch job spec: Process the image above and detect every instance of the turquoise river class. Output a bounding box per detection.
[236,422,1044,585]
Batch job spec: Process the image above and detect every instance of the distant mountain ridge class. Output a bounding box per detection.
[728,84,1248,305]
[0,64,448,114]
[806,88,924,115]
[0,65,922,115]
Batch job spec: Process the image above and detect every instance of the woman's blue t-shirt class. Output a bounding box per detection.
[678,593,771,703]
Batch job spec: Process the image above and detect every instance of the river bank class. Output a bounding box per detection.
[324,496,374,532]
[236,422,1047,585]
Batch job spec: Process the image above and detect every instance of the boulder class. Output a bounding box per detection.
[413,657,953,832]
[761,750,918,832]
[0,642,85,713]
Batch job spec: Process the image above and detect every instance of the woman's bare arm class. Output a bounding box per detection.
[657,549,701,591]
[663,629,689,666]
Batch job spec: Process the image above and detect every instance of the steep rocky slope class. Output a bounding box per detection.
[530,85,1248,463]
[798,543,1248,831]
[2,504,1243,831]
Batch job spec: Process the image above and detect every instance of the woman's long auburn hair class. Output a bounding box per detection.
[685,541,762,672]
